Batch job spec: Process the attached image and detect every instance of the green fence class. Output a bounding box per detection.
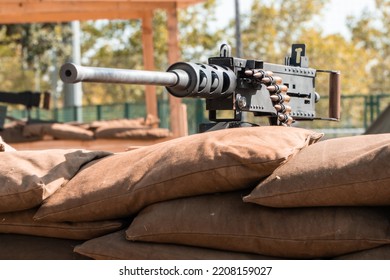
[6,94,390,135]
[7,98,208,134]
[293,94,390,137]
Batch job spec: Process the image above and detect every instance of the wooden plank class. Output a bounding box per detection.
[0,0,203,5]
[0,2,172,13]
[0,2,171,23]
[0,1,205,23]
[0,11,146,24]
[142,11,159,126]
[0,0,202,2]
[167,4,188,137]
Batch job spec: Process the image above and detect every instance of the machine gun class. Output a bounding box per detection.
[60,44,340,132]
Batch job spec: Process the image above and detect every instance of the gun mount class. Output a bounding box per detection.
[60,44,341,131]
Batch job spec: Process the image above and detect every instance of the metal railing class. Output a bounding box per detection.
[5,94,390,136]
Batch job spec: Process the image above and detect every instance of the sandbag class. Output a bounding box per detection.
[0,149,111,213]
[0,136,16,152]
[75,230,278,260]
[34,126,322,222]
[89,118,146,130]
[334,245,390,260]
[0,234,88,260]
[243,133,390,207]
[126,191,390,259]
[95,127,170,139]
[23,123,94,140]
[0,208,125,240]
[0,122,41,143]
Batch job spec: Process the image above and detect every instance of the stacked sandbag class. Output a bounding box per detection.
[241,133,390,259]
[0,121,42,143]
[2,117,171,144]
[75,131,390,260]
[92,118,170,139]
[73,230,278,260]
[34,126,321,222]
[0,234,89,260]
[33,126,323,259]
[0,148,125,259]
[0,136,16,152]
[124,191,390,259]
[7,126,387,259]
[23,123,94,140]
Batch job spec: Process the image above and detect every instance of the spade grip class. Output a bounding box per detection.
[329,71,341,120]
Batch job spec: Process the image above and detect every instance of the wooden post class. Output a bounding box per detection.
[141,10,159,127]
[167,3,188,137]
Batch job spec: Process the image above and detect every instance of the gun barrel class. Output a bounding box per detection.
[60,62,237,99]
[60,63,179,87]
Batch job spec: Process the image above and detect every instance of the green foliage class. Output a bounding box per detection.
[347,0,390,94]
[240,0,328,61]
[0,23,72,95]
[0,0,389,111]
[179,0,223,61]
[299,29,372,95]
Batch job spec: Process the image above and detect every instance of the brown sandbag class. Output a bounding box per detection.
[126,191,390,259]
[95,127,170,139]
[24,123,94,140]
[0,149,111,213]
[75,230,278,260]
[34,126,322,222]
[0,121,42,143]
[0,136,16,152]
[89,118,146,130]
[0,208,125,240]
[243,133,390,208]
[334,245,390,260]
[0,234,89,260]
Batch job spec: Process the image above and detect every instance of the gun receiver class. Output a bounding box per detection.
[60,44,340,130]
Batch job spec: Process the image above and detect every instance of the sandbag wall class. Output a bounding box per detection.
[1,127,389,259]
[0,117,170,143]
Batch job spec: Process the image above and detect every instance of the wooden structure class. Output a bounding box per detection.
[0,0,204,137]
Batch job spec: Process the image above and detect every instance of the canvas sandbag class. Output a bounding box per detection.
[23,123,94,140]
[34,126,322,222]
[89,118,146,130]
[243,133,390,207]
[126,191,390,259]
[0,149,111,213]
[0,136,16,152]
[0,234,89,260]
[334,245,390,260]
[0,208,125,240]
[74,230,277,260]
[95,127,170,139]
[45,123,94,140]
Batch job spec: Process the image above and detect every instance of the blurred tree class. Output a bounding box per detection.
[239,0,380,129]
[1,0,388,112]
[80,19,146,104]
[80,0,222,105]
[178,0,223,61]
[0,23,72,94]
[347,0,390,94]
[239,0,328,61]
[298,29,372,95]
[80,10,171,104]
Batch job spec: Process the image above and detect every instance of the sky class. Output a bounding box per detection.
[218,0,376,38]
